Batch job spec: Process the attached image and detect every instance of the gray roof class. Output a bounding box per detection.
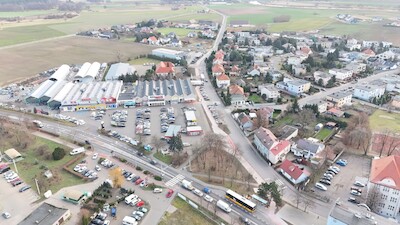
[18,203,69,225]
[105,63,134,81]
[355,85,383,92]
[297,139,324,153]
[329,205,395,225]
[287,79,310,86]
[327,91,352,99]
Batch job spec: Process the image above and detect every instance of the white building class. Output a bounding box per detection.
[345,62,367,74]
[314,71,334,86]
[105,63,136,81]
[287,56,303,66]
[368,156,400,219]
[362,40,379,48]
[307,99,328,113]
[353,84,385,102]
[326,91,353,108]
[328,68,353,80]
[259,84,280,100]
[151,48,184,60]
[216,74,231,89]
[276,78,311,95]
[253,127,291,164]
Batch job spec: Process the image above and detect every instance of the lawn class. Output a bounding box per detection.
[17,136,85,195]
[314,127,334,142]
[128,57,161,65]
[158,197,217,225]
[369,110,400,132]
[248,94,264,103]
[273,114,295,127]
[157,27,194,38]
[153,152,173,165]
[168,12,222,23]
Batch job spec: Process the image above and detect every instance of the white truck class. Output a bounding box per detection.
[32,120,43,128]
[217,200,232,213]
[124,194,138,205]
[181,179,194,190]
[122,216,138,225]
[69,147,85,155]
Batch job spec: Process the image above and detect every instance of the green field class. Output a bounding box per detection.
[314,127,334,142]
[369,110,400,132]
[128,57,161,65]
[157,27,194,38]
[168,12,222,23]
[0,9,59,18]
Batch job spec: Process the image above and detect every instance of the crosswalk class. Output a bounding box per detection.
[275,179,284,187]
[165,174,185,187]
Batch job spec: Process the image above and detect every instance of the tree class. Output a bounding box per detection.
[366,185,380,212]
[317,78,323,87]
[151,135,166,153]
[52,147,66,160]
[225,88,232,106]
[302,198,315,212]
[254,109,269,128]
[169,134,183,152]
[229,50,242,62]
[293,192,303,209]
[109,167,124,188]
[291,98,300,113]
[326,75,336,87]
[265,72,273,83]
[33,107,37,114]
[257,182,283,207]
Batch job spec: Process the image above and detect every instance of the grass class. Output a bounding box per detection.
[273,114,295,127]
[0,9,59,18]
[369,109,400,132]
[158,197,217,225]
[194,175,256,196]
[153,152,173,165]
[17,136,85,195]
[157,27,194,38]
[314,127,334,142]
[168,12,222,23]
[128,57,161,65]
[272,111,281,119]
[248,94,264,103]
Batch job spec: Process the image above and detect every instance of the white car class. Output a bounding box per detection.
[354,181,366,187]
[204,195,214,202]
[130,198,141,206]
[153,188,163,193]
[193,189,203,197]
[350,190,362,196]
[315,182,327,191]
[127,174,135,181]
[92,153,98,160]
[2,212,11,219]
[95,165,101,171]
[323,173,334,179]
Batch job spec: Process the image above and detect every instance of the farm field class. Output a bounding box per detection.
[0,9,59,18]
[369,109,400,132]
[168,12,222,23]
[128,57,161,65]
[0,36,155,86]
[157,27,194,38]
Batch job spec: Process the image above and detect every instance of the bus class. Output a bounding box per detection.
[225,189,256,213]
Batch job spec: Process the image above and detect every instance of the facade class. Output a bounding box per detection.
[276,78,311,96]
[279,159,310,184]
[259,84,280,100]
[391,95,400,109]
[326,91,353,108]
[345,62,367,74]
[216,74,231,88]
[328,69,353,80]
[105,63,135,81]
[18,203,70,225]
[155,62,175,77]
[186,126,203,136]
[308,99,328,113]
[287,57,302,66]
[237,113,254,131]
[253,127,291,164]
[353,85,385,102]
[229,84,246,105]
[368,156,400,219]
[26,80,55,104]
[151,48,184,60]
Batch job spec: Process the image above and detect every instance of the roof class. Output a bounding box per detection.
[297,139,324,153]
[257,107,274,118]
[300,47,312,55]
[156,62,175,74]
[328,108,344,116]
[270,140,290,156]
[74,62,91,78]
[229,84,244,95]
[362,49,375,55]
[238,113,251,125]
[85,62,100,79]
[48,82,75,104]
[327,91,352,100]
[29,80,55,99]
[370,156,400,190]
[277,125,298,140]
[63,190,84,200]
[184,111,196,121]
[254,127,278,150]
[280,159,307,180]
[215,50,225,59]
[329,205,382,225]
[216,73,230,81]
[49,64,70,81]
[152,48,183,55]
[4,148,21,159]
[231,65,240,72]
[187,126,202,132]
[165,125,182,138]
[105,63,135,81]
[42,80,67,99]
[148,36,158,42]
[18,203,69,225]
[212,64,225,73]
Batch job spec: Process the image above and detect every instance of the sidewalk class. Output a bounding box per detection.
[33,131,81,149]
[276,204,326,225]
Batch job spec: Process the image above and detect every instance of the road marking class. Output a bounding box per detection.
[275,179,284,187]
[165,174,185,187]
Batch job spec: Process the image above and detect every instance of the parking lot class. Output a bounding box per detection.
[314,153,371,205]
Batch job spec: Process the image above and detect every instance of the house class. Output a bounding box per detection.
[253,127,291,164]
[155,62,175,77]
[327,108,345,117]
[300,46,313,55]
[216,73,230,89]
[353,84,385,102]
[215,49,225,60]
[212,64,225,76]
[292,64,307,76]
[257,107,274,121]
[148,36,159,45]
[268,70,283,83]
[276,78,311,96]
[314,71,334,86]
[307,99,328,113]
[362,48,376,57]
[367,156,400,218]
[291,138,325,159]
[229,84,246,105]
[259,84,280,100]
[377,51,396,60]
[362,40,379,48]
[326,91,352,108]
[287,56,303,66]
[247,69,261,77]
[4,148,23,162]
[237,113,254,131]
[171,38,182,47]
[328,68,353,80]
[213,57,224,65]
[275,125,298,141]
[230,65,240,76]
[345,62,367,74]
[279,159,310,184]
[187,32,197,38]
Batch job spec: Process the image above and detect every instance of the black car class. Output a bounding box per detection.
[348,197,360,204]
[137,152,144,157]
[319,179,331,186]
[85,140,91,145]
[150,160,157,165]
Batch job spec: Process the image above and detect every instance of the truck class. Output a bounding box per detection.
[32,120,43,128]
[181,179,194,190]
[69,147,85,155]
[190,80,204,86]
[217,200,232,213]
[122,216,138,225]
[203,187,211,194]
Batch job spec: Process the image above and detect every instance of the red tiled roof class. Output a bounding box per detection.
[229,84,244,95]
[258,107,274,117]
[216,73,230,81]
[231,65,240,72]
[370,156,400,190]
[156,61,175,74]
[212,64,225,73]
[280,159,307,180]
[363,49,375,56]
[239,114,251,124]
[148,36,158,42]
[215,50,225,59]
[254,127,278,150]
[301,47,312,55]
[270,140,290,156]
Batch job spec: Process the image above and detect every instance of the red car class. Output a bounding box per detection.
[166,189,174,198]
[135,178,143,185]
[136,200,145,207]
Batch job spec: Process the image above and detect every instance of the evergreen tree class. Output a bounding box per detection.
[265,72,273,83]
[292,98,300,113]
[226,88,232,106]
[317,78,324,86]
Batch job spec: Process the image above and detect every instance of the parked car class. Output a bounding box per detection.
[351,187,362,193]
[323,173,334,179]
[136,201,145,207]
[2,212,11,219]
[354,181,366,187]
[348,197,360,204]
[336,159,348,166]
[166,189,174,198]
[204,195,214,202]
[138,207,148,213]
[135,178,143,185]
[134,211,145,217]
[319,179,331,186]
[19,185,31,192]
[350,190,362,196]
[193,189,203,197]
[153,188,163,193]
[92,153,98,160]
[315,182,327,191]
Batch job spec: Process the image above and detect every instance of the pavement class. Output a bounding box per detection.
[277,204,325,225]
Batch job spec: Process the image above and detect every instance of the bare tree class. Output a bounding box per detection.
[294,108,316,128]
[386,135,400,156]
[151,135,166,153]
[254,110,269,128]
[293,192,303,209]
[376,130,390,157]
[366,184,380,212]
[303,198,315,212]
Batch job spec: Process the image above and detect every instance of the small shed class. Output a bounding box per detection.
[315,123,323,131]
[4,148,23,162]
[326,122,337,128]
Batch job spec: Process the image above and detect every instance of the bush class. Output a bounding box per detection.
[136,166,142,171]
[143,170,149,175]
[52,147,66,160]
[154,175,162,181]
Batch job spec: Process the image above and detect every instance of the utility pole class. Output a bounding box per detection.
[34,178,41,195]
[13,159,18,174]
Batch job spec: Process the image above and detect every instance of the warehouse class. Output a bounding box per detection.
[165,125,182,139]
[39,80,67,104]
[74,62,100,83]
[105,63,136,81]
[184,111,197,122]
[25,80,55,103]
[73,62,91,82]
[151,48,184,60]
[49,64,71,81]
[48,82,75,109]
[18,202,70,225]
[186,126,203,136]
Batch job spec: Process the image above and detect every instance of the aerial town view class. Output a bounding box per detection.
[1,0,400,225]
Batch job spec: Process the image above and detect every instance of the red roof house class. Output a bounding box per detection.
[155,62,175,76]
[212,64,225,76]
[362,49,376,56]
[279,159,310,184]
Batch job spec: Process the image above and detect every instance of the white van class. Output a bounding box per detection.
[122,216,138,225]
[124,194,138,205]
[70,147,85,155]
[217,200,232,213]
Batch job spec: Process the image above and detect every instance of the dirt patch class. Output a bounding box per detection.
[0,36,155,86]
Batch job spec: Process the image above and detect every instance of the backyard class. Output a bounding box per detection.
[369,109,400,132]
[248,94,264,104]
[314,127,335,142]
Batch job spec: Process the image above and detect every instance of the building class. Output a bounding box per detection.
[4,148,23,162]
[353,84,385,102]
[39,80,67,104]
[186,126,203,136]
[73,62,91,82]
[155,61,175,77]
[276,125,298,141]
[237,113,254,131]
[391,95,400,109]
[62,190,86,204]
[327,204,384,225]
[327,108,345,117]
[229,84,246,105]
[18,202,70,225]
[326,91,352,108]
[287,56,302,66]
[276,78,311,96]
[291,138,325,159]
[345,62,367,74]
[165,125,182,139]
[212,64,225,76]
[49,64,71,81]
[292,64,307,76]
[105,63,135,81]
[151,48,184,60]
[314,71,334,86]
[253,127,291,164]
[26,80,55,104]
[307,99,328,113]
[259,84,280,100]
[328,68,353,80]
[279,159,310,184]
[216,74,230,89]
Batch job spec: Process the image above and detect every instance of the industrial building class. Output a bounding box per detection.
[18,202,70,225]
[151,48,184,61]
[118,78,196,107]
[105,63,136,81]
[73,62,101,83]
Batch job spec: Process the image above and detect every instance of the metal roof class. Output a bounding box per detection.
[49,64,70,81]
[62,83,82,104]
[105,63,134,80]
[17,202,69,225]
[74,62,91,78]
[85,62,100,79]
[42,80,67,99]
[50,82,75,103]
[29,80,55,99]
